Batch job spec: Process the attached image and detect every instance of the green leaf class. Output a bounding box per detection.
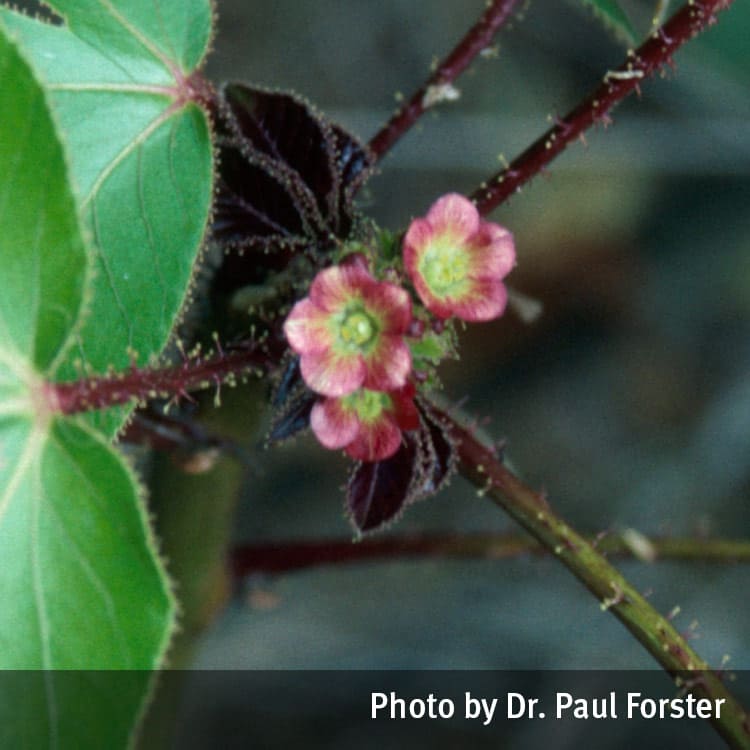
[0,420,175,748]
[0,1,215,436]
[0,422,175,744]
[579,0,638,45]
[40,0,212,74]
[0,23,174,749]
[410,334,446,364]
[0,30,88,374]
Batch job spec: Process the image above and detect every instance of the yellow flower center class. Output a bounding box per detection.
[342,389,392,423]
[340,310,377,347]
[420,240,470,297]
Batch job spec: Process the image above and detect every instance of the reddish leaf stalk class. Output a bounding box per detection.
[49,343,275,416]
[471,0,735,215]
[230,533,750,577]
[432,405,750,748]
[368,0,521,160]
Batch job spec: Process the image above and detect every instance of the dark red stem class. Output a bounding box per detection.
[231,534,529,576]
[367,0,520,161]
[471,0,734,215]
[230,533,750,577]
[49,341,276,416]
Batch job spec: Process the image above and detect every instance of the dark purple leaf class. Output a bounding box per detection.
[345,401,458,533]
[267,391,315,444]
[272,356,302,408]
[213,84,373,260]
[415,400,457,497]
[266,356,315,443]
[224,86,337,224]
[270,402,313,443]
[213,153,312,252]
[346,434,422,533]
[331,122,372,213]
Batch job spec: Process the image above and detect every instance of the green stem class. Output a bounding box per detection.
[432,403,750,749]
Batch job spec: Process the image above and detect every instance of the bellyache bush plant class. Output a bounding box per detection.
[0,0,748,748]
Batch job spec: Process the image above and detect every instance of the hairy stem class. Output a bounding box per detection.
[48,341,277,416]
[368,0,520,161]
[230,533,750,576]
[471,0,735,215]
[429,404,749,747]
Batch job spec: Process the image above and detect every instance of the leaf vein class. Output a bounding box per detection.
[28,174,46,368]
[31,430,58,747]
[151,0,179,69]
[90,195,133,349]
[0,426,42,527]
[94,0,177,73]
[137,142,167,332]
[81,108,174,208]
[48,82,175,95]
[43,472,134,666]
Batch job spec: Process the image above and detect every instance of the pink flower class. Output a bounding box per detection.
[310,385,420,461]
[403,193,516,321]
[283,263,412,397]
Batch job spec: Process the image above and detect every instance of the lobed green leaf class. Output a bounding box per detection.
[0,22,175,749]
[0,1,215,436]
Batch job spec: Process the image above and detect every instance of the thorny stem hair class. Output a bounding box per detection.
[49,340,277,415]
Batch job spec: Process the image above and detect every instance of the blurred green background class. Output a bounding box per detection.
[177,0,750,674]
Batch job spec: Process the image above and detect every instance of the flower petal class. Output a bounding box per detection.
[363,335,411,392]
[449,278,508,322]
[468,222,516,280]
[403,194,517,322]
[425,193,480,243]
[346,437,419,532]
[391,386,420,432]
[310,263,372,312]
[366,280,412,334]
[339,252,370,272]
[300,349,366,396]
[345,413,402,461]
[403,217,433,274]
[410,274,455,319]
[311,398,359,449]
[403,241,453,318]
[283,298,333,354]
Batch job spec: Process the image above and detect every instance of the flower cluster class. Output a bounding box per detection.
[283,193,516,461]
